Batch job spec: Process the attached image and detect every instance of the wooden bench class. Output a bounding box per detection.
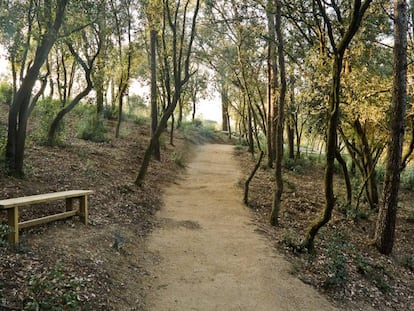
[0,190,93,244]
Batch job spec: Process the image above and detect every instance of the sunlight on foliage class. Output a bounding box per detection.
[32,98,66,145]
[77,108,109,143]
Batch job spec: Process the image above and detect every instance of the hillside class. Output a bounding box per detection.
[237,149,414,311]
[0,103,205,310]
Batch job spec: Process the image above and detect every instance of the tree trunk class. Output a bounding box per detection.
[266,1,277,168]
[170,113,175,146]
[49,85,93,143]
[221,85,230,133]
[177,98,183,129]
[136,0,200,185]
[5,0,68,176]
[354,118,379,209]
[270,0,286,226]
[150,28,161,161]
[287,118,295,159]
[301,54,342,249]
[48,41,98,144]
[247,104,254,154]
[335,149,352,206]
[301,0,372,251]
[244,151,264,205]
[115,92,124,138]
[374,0,407,255]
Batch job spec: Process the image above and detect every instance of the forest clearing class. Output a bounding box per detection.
[1,0,414,310]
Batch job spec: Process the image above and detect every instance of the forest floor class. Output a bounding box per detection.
[237,148,414,311]
[0,102,412,310]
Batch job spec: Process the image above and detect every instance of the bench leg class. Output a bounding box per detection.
[66,198,74,211]
[79,196,88,225]
[7,207,19,244]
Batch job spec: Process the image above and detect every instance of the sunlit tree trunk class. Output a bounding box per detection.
[135,0,200,186]
[301,0,373,250]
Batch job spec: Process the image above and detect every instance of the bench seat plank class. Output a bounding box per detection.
[0,190,93,209]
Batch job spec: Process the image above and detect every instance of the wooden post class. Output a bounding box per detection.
[7,207,19,244]
[79,195,88,225]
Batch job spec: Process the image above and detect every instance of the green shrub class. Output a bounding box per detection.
[324,230,349,288]
[376,164,385,184]
[25,265,84,311]
[132,115,149,126]
[281,228,302,249]
[32,98,66,145]
[401,166,414,190]
[180,120,219,143]
[172,151,186,168]
[0,126,7,160]
[283,157,304,174]
[102,105,118,120]
[77,114,109,143]
[402,256,414,271]
[0,81,13,105]
[0,224,13,247]
[355,253,392,293]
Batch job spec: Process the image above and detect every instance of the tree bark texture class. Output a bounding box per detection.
[266,1,277,168]
[150,28,161,161]
[270,0,286,226]
[375,0,407,255]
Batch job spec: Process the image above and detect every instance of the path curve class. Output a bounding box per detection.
[144,144,337,311]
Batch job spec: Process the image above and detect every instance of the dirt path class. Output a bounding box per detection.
[143,144,338,311]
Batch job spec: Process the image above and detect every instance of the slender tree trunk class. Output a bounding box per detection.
[375,0,407,255]
[115,92,124,138]
[170,113,175,145]
[150,28,161,160]
[48,42,99,144]
[287,118,295,159]
[221,85,229,132]
[177,98,183,129]
[244,151,264,205]
[136,0,200,185]
[192,98,196,122]
[335,148,352,206]
[301,0,372,250]
[301,54,342,249]
[266,2,277,168]
[247,104,254,154]
[49,85,93,143]
[354,118,379,209]
[270,0,286,226]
